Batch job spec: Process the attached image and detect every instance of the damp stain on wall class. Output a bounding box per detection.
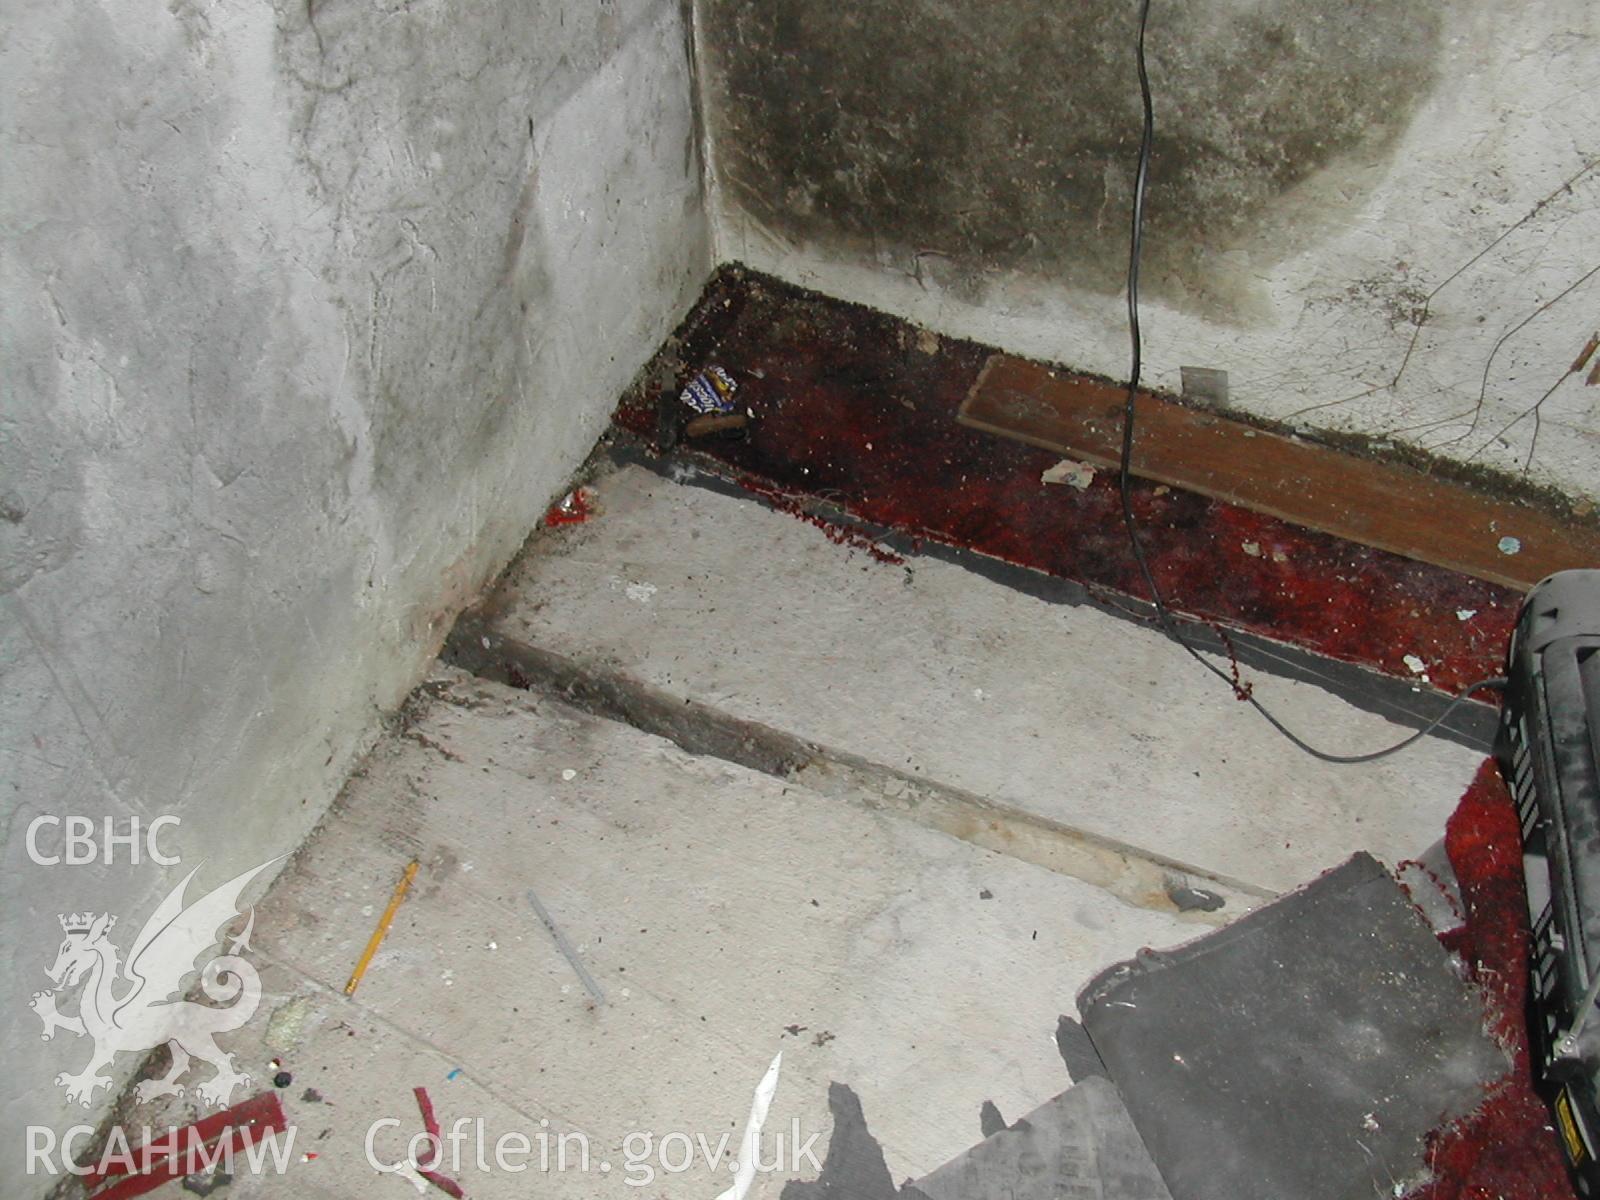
[700,0,1444,319]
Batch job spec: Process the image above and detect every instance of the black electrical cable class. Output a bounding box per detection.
[1118,0,1505,763]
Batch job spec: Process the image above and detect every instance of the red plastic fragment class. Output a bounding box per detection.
[411,1085,467,1198]
[544,487,595,527]
[83,1091,288,1200]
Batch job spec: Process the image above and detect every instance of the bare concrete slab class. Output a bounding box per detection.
[476,464,1483,896]
[118,670,1191,1197]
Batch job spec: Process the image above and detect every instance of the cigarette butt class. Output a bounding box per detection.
[345,860,419,996]
[686,412,750,438]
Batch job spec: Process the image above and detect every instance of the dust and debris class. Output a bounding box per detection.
[1242,541,1263,558]
[1165,880,1226,913]
[263,996,318,1054]
[404,728,463,762]
[544,486,597,527]
[1041,458,1095,489]
[915,328,940,356]
[1402,654,1428,678]
[180,1169,232,1196]
[624,581,657,604]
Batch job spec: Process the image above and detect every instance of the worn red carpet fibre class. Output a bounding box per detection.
[1417,759,1572,1199]
[616,267,1519,695]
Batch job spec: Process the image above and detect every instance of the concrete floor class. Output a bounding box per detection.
[482,463,1481,896]
[118,462,1484,1197]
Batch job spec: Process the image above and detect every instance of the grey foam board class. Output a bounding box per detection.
[1077,853,1509,1200]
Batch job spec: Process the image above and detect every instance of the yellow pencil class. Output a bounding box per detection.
[345,860,420,996]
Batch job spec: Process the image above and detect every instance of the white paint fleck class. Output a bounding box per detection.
[1497,536,1522,556]
[561,768,577,781]
[1403,654,1427,675]
[1456,609,1477,621]
[1242,542,1262,557]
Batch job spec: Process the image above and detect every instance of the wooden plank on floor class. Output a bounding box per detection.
[958,353,1599,591]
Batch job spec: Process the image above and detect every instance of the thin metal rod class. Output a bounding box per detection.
[527,887,606,1006]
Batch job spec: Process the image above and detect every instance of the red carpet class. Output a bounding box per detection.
[618,267,1517,695]
[1416,759,1572,1199]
